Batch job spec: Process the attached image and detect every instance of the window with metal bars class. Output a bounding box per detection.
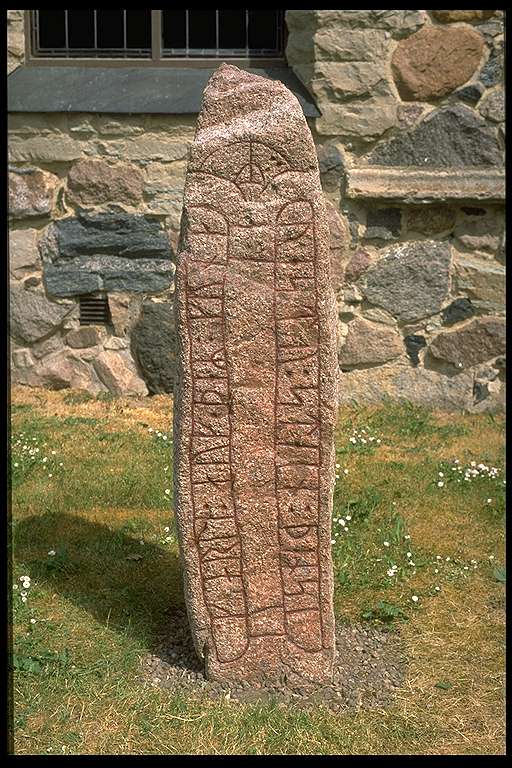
[28,10,286,63]
[79,295,111,327]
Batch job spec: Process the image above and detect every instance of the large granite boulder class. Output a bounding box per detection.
[392,26,484,101]
[368,105,503,167]
[361,241,451,322]
[131,301,177,394]
[10,285,74,344]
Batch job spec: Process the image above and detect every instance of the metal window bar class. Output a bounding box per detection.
[64,9,69,54]
[245,9,249,58]
[34,10,39,55]
[28,10,285,62]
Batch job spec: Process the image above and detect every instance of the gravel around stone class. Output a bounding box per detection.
[139,610,407,712]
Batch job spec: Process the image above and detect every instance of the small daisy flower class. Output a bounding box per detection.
[411,595,419,603]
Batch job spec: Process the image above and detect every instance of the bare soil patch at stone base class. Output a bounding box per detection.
[140,610,406,712]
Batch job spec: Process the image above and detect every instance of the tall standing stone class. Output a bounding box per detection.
[173,65,338,685]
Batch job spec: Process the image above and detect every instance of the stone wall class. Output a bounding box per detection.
[8,9,506,409]
[7,9,24,74]
[286,9,505,411]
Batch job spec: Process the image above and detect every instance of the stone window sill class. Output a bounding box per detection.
[7,64,320,117]
[345,167,505,204]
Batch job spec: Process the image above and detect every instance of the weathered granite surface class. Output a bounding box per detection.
[391,25,484,101]
[173,65,338,684]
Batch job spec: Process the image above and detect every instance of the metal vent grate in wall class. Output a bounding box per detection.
[79,295,111,326]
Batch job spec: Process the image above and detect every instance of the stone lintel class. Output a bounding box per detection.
[345,167,505,204]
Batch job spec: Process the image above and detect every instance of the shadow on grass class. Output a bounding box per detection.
[14,512,186,654]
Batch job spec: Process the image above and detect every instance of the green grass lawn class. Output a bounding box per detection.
[9,386,505,755]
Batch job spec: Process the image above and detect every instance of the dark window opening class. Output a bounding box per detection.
[79,295,111,326]
[29,9,286,61]
[32,10,152,59]
[161,9,285,57]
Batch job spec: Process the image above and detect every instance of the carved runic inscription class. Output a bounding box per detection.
[173,64,338,684]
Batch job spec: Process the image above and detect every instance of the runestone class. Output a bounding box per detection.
[173,64,338,684]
